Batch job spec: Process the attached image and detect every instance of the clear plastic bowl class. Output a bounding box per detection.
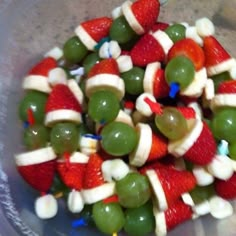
[0,0,236,235]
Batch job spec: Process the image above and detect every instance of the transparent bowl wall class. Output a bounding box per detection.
[0,0,236,235]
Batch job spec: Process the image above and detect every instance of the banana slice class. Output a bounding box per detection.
[153,204,167,236]
[75,25,97,51]
[129,123,152,167]
[15,147,56,166]
[122,1,144,35]
[146,170,168,211]
[22,75,52,93]
[82,182,116,204]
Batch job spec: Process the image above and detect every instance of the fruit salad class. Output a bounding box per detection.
[15,0,236,235]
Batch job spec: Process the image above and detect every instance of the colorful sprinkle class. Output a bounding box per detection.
[144,97,163,115]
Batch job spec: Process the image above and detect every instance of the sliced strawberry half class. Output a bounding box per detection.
[82,153,116,204]
[45,84,82,126]
[23,57,57,93]
[29,57,57,77]
[130,33,165,67]
[131,0,160,33]
[154,200,193,236]
[75,17,113,50]
[168,38,205,71]
[88,58,119,77]
[57,152,88,191]
[145,164,196,210]
[15,147,57,192]
[176,106,196,119]
[214,173,236,200]
[203,36,235,76]
[217,80,236,94]
[183,121,216,165]
[86,58,125,100]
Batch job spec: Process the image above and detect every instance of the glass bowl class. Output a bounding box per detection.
[0,0,236,235]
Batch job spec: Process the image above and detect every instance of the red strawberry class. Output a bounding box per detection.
[45,84,82,113]
[83,153,105,189]
[184,122,216,165]
[57,162,87,191]
[148,133,168,161]
[176,106,196,119]
[88,58,119,78]
[131,34,165,67]
[151,22,169,32]
[146,164,196,210]
[29,57,57,77]
[81,17,113,42]
[214,173,236,200]
[168,38,205,71]
[203,36,231,68]
[165,200,193,230]
[153,68,170,98]
[217,80,236,94]
[102,195,119,204]
[131,0,160,33]
[18,160,56,192]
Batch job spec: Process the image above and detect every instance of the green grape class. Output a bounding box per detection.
[155,107,188,140]
[23,124,49,150]
[190,185,215,204]
[124,201,155,236]
[50,122,79,155]
[18,91,48,124]
[211,107,236,143]
[229,142,236,161]
[63,36,88,64]
[82,52,100,75]
[116,172,151,208]
[165,23,186,43]
[109,16,137,44]
[101,121,138,156]
[121,67,145,95]
[92,201,125,235]
[88,90,120,123]
[165,56,195,89]
[212,71,231,91]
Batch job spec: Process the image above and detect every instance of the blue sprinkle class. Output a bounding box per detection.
[169,82,180,98]
[72,218,88,228]
[83,134,102,140]
[94,37,110,50]
[217,140,229,156]
[23,121,30,129]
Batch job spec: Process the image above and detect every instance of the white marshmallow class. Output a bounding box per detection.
[185,26,203,46]
[207,155,234,180]
[193,200,211,216]
[135,93,156,117]
[111,6,123,19]
[67,190,84,213]
[193,165,214,186]
[209,196,233,219]
[195,17,215,37]
[44,46,63,60]
[35,194,58,219]
[102,159,130,182]
[116,55,133,73]
[48,67,67,86]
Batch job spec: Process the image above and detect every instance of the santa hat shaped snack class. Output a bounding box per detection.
[75,17,113,51]
[85,58,125,100]
[22,57,57,93]
[45,84,83,126]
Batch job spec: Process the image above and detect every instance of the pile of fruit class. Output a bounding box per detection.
[15,0,236,235]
